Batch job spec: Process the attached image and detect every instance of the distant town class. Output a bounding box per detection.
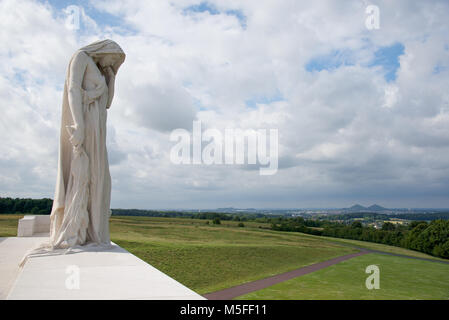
[194,204,449,229]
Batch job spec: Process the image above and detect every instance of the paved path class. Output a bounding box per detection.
[203,250,370,300]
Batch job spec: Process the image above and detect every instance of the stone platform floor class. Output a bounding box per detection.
[1,236,204,300]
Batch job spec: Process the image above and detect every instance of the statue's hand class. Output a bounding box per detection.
[105,66,115,84]
[106,66,115,77]
[66,125,84,147]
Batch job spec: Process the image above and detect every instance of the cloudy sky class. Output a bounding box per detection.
[1,0,448,209]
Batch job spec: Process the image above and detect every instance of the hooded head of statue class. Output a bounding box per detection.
[79,39,126,75]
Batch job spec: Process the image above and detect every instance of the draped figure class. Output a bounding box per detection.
[49,40,125,248]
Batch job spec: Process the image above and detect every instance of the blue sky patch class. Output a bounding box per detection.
[44,0,135,35]
[185,2,220,15]
[305,43,405,82]
[433,64,448,74]
[305,49,355,72]
[369,42,405,82]
[183,2,247,29]
[245,91,284,109]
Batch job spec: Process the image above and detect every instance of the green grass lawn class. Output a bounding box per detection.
[238,253,449,300]
[109,216,356,294]
[0,214,24,237]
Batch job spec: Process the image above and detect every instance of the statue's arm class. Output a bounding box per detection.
[67,51,88,146]
[105,66,115,109]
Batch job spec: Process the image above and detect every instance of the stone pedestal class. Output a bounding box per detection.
[17,215,50,237]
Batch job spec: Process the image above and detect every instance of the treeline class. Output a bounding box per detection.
[270,217,336,236]
[322,220,449,258]
[325,212,386,221]
[112,208,278,222]
[0,197,53,215]
[271,217,449,259]
[112,208,192,218]
[193,211,277,222]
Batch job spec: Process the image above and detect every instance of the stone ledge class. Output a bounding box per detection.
[17,215,50,237]
[4,237,205,300]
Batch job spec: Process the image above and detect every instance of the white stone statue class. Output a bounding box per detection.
[49,39,125,249]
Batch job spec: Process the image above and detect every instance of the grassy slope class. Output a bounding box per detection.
[238,253,449,300]
[109,216,356,294]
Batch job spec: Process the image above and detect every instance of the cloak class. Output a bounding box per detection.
[50,39,125,247]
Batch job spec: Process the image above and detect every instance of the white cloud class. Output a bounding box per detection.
[1,0,449,208]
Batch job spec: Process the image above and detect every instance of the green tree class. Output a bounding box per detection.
[351,221,363,229]
[416,220,449,257]
[382,222,395,231]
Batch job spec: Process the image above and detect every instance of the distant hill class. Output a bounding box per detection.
[367,204,386,211]
[346,204,387,211]
[348,204,367,210]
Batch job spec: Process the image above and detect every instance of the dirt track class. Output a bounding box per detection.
[203,250,370,300]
